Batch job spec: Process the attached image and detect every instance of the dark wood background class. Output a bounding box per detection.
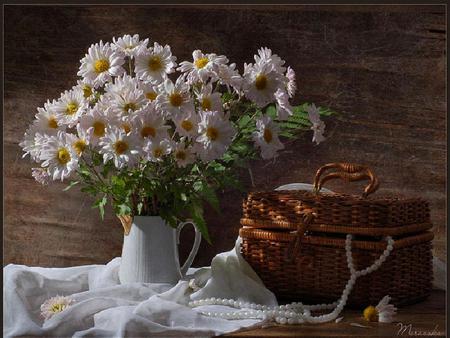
[4,5,446,268]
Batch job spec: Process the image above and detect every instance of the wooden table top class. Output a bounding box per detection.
[223,290,446,337]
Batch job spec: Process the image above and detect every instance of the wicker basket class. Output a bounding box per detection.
[239,163,434,307]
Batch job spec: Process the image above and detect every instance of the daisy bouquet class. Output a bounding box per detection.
[20,34,332,241]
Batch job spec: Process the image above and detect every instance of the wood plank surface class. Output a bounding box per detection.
[4,5,446,268]
[223,290,446,337]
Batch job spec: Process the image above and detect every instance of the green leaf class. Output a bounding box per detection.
[63,180,79,191]
[93,195,107,220]
[190,201,211,244]
[199,184,220,213]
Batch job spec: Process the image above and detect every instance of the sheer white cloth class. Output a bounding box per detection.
[3,238,277,338]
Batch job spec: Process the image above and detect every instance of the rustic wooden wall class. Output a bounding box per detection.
[4,5,446,268]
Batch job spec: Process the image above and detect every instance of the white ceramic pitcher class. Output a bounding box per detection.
[119,216,202,284]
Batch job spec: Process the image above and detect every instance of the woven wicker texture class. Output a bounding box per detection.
[240,228,433,307]
[239,163,434,307]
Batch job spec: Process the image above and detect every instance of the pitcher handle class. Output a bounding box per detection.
[176,221,202,276]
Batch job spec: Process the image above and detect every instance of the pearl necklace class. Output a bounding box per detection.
[189,234,394,325]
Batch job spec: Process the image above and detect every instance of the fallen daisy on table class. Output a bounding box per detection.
[363,295,398,323]
[40,295,75,320]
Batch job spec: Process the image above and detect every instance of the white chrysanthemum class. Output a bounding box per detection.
[157,77,194,117]
[78,40,125,86]
[134,42,177,83]
[195,83,223,113]
[39,131,79,181]
[217,63,242,91]
[65,126,90,157]
[139,81,161,102]
[104,74,140,97]
[254,47,286,74]
[173,110,200,139]
[243,62,283,108]
[285,66,297,98]
[20,124,47,161]
[112,34,148,58]
[306,103,326,145]
[109,87,146,117]
[178,50,228,84]
[274,89,294,121]
[173,141,195,168]
[32,167,51,185]
[40,295,75,320]
[132,104,170,143]
[33,100,64,134]
[253,115,284,159]
[79,106,117,146]
[143,138,173,162]
[98,126,140,169]
[53,88,88,127]
[196,111,236,161]
[76,78,99,101]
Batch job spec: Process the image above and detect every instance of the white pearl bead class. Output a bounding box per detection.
[279,317,287,324]
[288,318,296,324]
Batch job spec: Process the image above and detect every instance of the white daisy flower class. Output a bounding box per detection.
[196,110,236,162]
[98,126,140,169]
[109,87,146,117]
[254,47,286,74]
[134,42,177,83]
[39,131,79,181]
[139,81,161,102]
[33,100,64,134]
[195,83,223,113]
[53,88,88,127]
[104,74,141,98]
[40,295,75,321]
[173,141,195,168]
[178,49,228,84]
[243,62,283,108]
[157,77,194,117]
[306,103,326,145]
[31,167,51,185]
[79,106,117,146]
[252,115,284,159]
[274,88,294,120]
[20,124,47,161]
[217,63,242,92]
[143,138,173,162]
[285,66,297,98]
[76,78,98,101]
[363,295,397,323]
[112,34,149,58]
[65,126,90,157]
[78,40,125,87]
[173,110,200,139]
[132,104,170,143]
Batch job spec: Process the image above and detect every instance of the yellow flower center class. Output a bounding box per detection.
[255,74,268,90]
[141,126,156,138]
[123,102,137,113]
[206,127,219,141]
[57,148,71,165]
[263,128,273,143]
[66,103,78,115]
[148,56,162,71]
[146,92,157,101]
[94,59,110,74]
[363,306,378,322]
[181,120,193,132]
[72,139,86,155]
[175,150,186,160]
[195,57,209,69]
[201,98,212,111]
[93,121,106,137]
[169,93,183,107]
[50,303,66,313]
[82,85,92,98]
[48,117,58,129]
[114,140,129,155]
[153,148,163,158]
[122,123,131,134]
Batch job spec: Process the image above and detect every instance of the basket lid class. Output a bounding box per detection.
[242,163,431,231]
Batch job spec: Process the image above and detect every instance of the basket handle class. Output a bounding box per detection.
[312,162,379,198]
